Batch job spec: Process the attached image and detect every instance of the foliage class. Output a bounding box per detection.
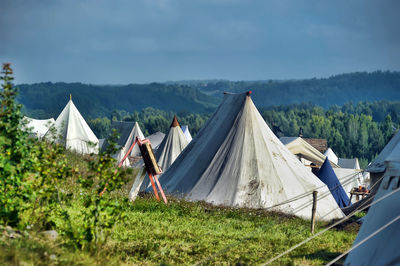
[261,103,398,168]
[88,107,211,138]
[18,82,219,119]
[0,63,35,226]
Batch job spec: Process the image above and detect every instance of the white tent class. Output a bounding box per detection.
[102,121,138,167]
[181,125,193,142]
[156,116,189,172]
[129,116,188,199]
[154,92,344,221]
[344,149,400,265]
[324,148,339,165]
[45,99,99,154]
[146,131,166,151]
[280,137,339,168]
[23,116,55,139]
[129,122,145,156]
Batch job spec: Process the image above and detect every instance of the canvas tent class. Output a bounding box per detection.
[181,125,193,142]
[129,116,189,199]
[129,122,145,156]
[45,99,99,154]
[150,92,343,221]
[344,149,400,265]
[155,116,189,172]
[324,148,338,165]
[23,116,55,139]
[146,131,165,151]
[280,137,339,168]
[366,129,400,193]
[102,121,141,167]
[317,158,350,208]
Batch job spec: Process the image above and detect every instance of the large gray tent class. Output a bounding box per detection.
[155,92,344,220]
[344,143,400,265]
[367,129,400,193]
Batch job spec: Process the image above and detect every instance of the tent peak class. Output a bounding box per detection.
[223,91,252,96]
[170,115,180,128]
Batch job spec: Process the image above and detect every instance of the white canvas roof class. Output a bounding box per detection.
[344,158,400,265]
[281,137,339,168]
[156,116,189,172]
[129,122,145,156]
[181,125,193,142]
[46,99,99,154]
[103,121,137,167]
[156,92,344,221]
[324,148,338,165]
[366,129,400,173]
[146,131,166,151]
[23,116,55,138]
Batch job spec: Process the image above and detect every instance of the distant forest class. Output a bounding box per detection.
[18,71,400,168]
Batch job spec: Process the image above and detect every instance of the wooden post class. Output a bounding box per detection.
[311,191,318,234]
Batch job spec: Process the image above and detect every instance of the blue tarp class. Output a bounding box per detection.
[316,158,350,208]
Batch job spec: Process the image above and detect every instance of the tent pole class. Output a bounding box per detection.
[153,175,168,204]
[148,173,160,201]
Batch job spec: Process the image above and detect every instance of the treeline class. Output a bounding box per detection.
[182,71,400,108]
[261,102,398,168]
[18,71,400,121]
[18,82,219,119]
[89,107,211,138]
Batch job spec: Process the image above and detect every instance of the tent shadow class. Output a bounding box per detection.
[292,249,345,265]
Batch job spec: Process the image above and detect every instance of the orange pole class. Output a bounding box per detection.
[148,173,160,201]
[153,175,168,204]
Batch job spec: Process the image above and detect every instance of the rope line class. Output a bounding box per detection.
[261,185,400,265]
[326,214,400,265]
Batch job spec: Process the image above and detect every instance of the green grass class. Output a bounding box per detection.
[0,151,360,265]
[0,192,359,265]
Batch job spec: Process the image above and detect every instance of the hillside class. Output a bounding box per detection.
[17,82,219,119]
[17,71,400,120]
[176,71,400,108]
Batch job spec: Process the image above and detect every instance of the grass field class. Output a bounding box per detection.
[0,185,360,265]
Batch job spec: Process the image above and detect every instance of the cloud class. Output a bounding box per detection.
[1,0,399,83]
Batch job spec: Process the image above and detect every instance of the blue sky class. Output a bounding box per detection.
[1,0,399,84]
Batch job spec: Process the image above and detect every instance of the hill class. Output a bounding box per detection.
[17,82,219,119]
[174,71,400,108]
[17,71,400,120]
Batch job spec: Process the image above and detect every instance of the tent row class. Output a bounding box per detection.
[23,98,194,160]
[26,92,380,223]
[128,92,346,221]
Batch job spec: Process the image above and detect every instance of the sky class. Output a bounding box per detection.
[1,0,400,84]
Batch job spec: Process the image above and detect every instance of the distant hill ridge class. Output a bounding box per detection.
[17,70,400,119]
[17,82,219,119]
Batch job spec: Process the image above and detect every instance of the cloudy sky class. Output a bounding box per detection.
[1,0,399,84]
